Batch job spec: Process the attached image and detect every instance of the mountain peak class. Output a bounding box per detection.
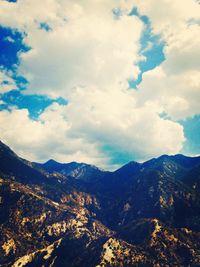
[1,142,200,266]
[43,159,60,166]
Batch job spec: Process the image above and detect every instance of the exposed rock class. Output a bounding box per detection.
[1,141,200,266]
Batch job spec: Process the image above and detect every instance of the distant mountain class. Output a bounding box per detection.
[143,154,200,178]
[35,159,108,182]
[1,140,200,266]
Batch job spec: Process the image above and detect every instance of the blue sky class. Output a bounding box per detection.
[128,7,165,88]
[0,0,199,169]
[0,25,66,119]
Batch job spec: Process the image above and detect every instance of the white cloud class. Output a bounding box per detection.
[136,1,200,120]
[135,0,200,38]
[162,25,200,75]
[0,87,185,169]
[0,71,17,93]
[0,105,110,168]
[0,0,143,97]
[65,86,185,159]
[3,36,15,43]
[0,0,199,167]
[137,67,200,120]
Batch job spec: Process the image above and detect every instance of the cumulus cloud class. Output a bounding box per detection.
[135,0,200,38]
[136,1,200,120]
[0,87,185,169]
[19,13,142,97]
[0,0,143,97]
[0,0,199,168]
[65,85,185,156]
[0,104,109,168]
[137,67,200,120]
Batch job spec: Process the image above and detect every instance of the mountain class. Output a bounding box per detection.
[0,141,48,184]
[35,159,108,182]
[1,140,200,266]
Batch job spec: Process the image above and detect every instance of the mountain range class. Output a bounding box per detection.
[1,140,200,266]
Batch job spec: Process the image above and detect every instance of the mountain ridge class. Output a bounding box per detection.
[2,139,200,175]
[1,140,200,266]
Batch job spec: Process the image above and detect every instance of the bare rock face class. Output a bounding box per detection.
[1,140,200,266]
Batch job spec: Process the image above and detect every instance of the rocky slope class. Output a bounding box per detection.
[1,140,200,266]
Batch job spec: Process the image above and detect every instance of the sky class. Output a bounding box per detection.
[0,0,200,170]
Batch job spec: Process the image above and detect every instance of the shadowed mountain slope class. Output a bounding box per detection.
[1,140,200,266]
